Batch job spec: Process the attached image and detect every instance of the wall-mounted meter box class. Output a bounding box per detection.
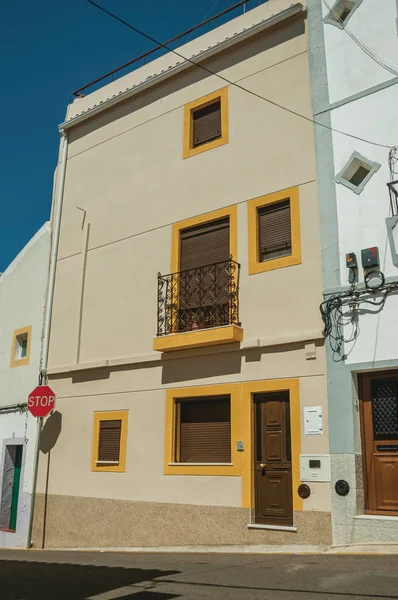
[300,454,331,482]
[361,247,379,268]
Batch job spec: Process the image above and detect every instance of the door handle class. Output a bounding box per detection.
[257,463,266,470]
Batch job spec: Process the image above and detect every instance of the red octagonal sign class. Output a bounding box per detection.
[28,385,56,418]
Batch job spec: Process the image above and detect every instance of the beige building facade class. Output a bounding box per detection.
[33,0,332,548]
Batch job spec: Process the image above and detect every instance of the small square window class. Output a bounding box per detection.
[324,0,362,28]
[183,88,228,159]
[175,396,231,464]
[91,411,128,472]
[335,152,381,195]
[248,187,301,275]
[10,326,31,368]
[192,100,221,148]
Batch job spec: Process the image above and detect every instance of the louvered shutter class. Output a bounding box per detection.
[192,101,221,147]
[180,217,230,272]
[179,397,231,463]
[258,199,292,261]
[98,420,121,463]
[179,217,230,323]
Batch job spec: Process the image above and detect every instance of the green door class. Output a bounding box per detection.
[9,446,23,531]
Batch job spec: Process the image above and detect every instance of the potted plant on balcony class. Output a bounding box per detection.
[191,311,206,330]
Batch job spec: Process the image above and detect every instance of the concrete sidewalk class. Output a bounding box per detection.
[23,543,398,555]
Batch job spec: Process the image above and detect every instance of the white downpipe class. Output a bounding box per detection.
[41,131,69,376]
[27,130,68,548]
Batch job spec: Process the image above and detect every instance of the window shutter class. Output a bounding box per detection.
[192,100,221,147]
[258,199,292,261]
[179,217,230,316]
[98,420,122,462]
[180,217,230,272]
[179,397,231,463]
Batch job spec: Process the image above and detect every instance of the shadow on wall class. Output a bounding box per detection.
[40,411,62,455]
[0,559,180,600]
[161,347,242,384]
[68,14,305,142]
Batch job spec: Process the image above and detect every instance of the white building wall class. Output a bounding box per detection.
[322,0,398,364]
[0,223,50,547]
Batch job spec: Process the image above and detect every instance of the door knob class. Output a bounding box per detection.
[258,463,266,469]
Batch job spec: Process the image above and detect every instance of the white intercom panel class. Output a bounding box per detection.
[300,454,331,482]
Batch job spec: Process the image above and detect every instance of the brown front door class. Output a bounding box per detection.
[360,372,398,515]
[254,392,293,526]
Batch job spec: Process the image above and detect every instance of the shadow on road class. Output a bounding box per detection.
[0,559,180,600]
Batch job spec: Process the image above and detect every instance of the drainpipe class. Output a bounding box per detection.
[27,129,69,548]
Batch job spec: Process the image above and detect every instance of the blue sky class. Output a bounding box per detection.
[0,0,249,271]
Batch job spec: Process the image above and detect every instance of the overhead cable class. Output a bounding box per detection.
[86,0,392,150]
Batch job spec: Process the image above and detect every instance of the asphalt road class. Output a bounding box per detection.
[0,549,397,600]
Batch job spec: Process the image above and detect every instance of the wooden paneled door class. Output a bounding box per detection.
[360,372,398,515]
[254,392,293,526]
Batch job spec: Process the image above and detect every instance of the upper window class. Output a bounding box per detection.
[247,187,301,275]
[335,151,381,195]
[183,88,228,159]
[324,0,362,28]
[175,396,231,464]
[91,410,128,472]
[10,326,32,368]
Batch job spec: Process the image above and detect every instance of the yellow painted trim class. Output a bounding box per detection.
[10,325,32,368]
[164,379,302,512]
[164,384,242,476]
[165,204,238,341]
[153,324,243,352]
[247,186,302,275]
[91,410,128,473]
[183,87,229,159]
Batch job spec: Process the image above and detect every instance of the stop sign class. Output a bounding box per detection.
[28,385,56,418]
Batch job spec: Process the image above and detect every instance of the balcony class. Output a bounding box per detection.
[154,258,243,352]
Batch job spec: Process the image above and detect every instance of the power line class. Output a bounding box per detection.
[86,0,391,150]
[322,0,398,78]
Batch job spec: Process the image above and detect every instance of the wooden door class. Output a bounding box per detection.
[360,373,398,515]
[254,392,293,526]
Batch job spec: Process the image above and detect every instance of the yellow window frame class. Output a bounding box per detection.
[91,410,128,473]
[247,186,301,275]
[164,380,303,512]
[183,87,229,159]
[10,325,32,368]
[164,384,242,476]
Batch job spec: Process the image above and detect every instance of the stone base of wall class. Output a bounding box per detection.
[32,493,332,549]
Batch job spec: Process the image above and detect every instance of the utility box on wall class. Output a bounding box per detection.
[300,454,331,482]
[303,406,323,436]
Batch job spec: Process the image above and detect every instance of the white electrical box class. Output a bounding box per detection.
[304,406,323,436]
[300,454,331,482]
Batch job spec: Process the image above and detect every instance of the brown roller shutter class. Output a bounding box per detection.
[258,199,292,261]
[98,420,121,463]
[192,100,221,148]
[178,396,231,463]
[180,217,230,272]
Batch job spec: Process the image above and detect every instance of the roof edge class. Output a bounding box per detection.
[59,3,304,132]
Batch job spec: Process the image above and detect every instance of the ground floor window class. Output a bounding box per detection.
[176,395,231,463]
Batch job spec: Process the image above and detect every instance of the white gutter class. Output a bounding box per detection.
[41,131,69,376]
[59,3,304,131]
[27,130,69,549]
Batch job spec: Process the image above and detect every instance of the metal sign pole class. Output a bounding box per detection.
[26,416,43,548]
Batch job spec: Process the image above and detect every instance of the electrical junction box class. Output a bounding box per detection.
[346,252,357,268]
[300,455,331,482]
[361,246,379,268]
[304,406,323,436]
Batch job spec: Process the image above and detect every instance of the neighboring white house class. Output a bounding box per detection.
[308,0,398,544]
[0,223,50,548]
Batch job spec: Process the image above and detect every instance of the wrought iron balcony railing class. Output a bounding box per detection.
[157,258,240,337]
